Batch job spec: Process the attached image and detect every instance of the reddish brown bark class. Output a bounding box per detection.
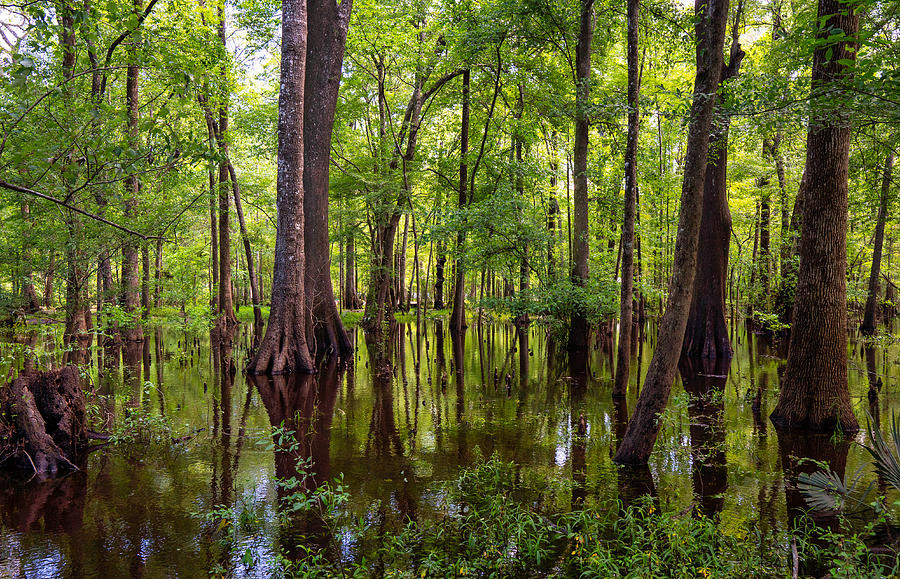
[770,0,860,434]
[303,0,353,362]
[250,0,315,374]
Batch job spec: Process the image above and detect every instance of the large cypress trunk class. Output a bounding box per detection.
[614,0,731,465]
[860,153,894,335]
[612,0,640,397]
[769,0,860,434]
[682,25,743,360]
[250,0,315,374]
[303,0,353,362]
[568,0,593,353]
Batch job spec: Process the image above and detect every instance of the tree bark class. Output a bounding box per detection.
[861,153,894,335]
[343,230,362,309]
[568,0,594,353]
[121,0,143,342]
[450,70,470,332]
[209,169,219,312]
[614,0,731,465]
[43,251,56,308]
[20,202,42,313]
[770,0,860,434]
[226,162,263,327]
[303,0,353,362]
[612,0,640,398]
[249,0,314,374]
[682,14,743,360]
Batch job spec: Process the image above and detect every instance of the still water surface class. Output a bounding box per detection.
[0,319,896,577]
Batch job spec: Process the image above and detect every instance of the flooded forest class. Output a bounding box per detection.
[1,0,899,575]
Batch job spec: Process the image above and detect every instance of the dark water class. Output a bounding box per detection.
[0,319,897,577]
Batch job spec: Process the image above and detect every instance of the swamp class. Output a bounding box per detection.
[1,0,899,574]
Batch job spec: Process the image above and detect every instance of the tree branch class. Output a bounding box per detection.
[0,180,158,239]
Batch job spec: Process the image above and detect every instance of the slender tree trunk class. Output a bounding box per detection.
[450,70,470,332]
[20,202,41,312]
[121,0,142,342]
[209,169,219,312]
[227,162,262,326]
[249,0,314,374]
[343,230,362,309]
[770,0,860,434]
[614,0,731,465]
[154,237,163,307]
[43,251,56,308]
[861,154,894,335]
[568,0,594,352]
[435,242,446,309]
[141,243,150,318]
[303,0,353,361]
[612,0,640,397]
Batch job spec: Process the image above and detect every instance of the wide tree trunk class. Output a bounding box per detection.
[568,0,594,353]
[682,21,743,360]
[860,153,894,335]
[769,0,860,434]
[303,0,353,362]
[612,0,640,398]
[249,0,315,374]
[614,0,731,465]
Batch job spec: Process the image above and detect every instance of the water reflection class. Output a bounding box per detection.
[680,356,729,520]
[0,320,897,575]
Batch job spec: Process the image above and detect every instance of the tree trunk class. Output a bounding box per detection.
[226,162,263,327]
[614,0,731,465]
[303,0,353,362]
[122,0,142,341]
[435,242,446,309]
[20,202,41,313]
[249,0,314,374]
[770,0,860,434]
[774,170,807,323]
[141,243,150,318]
[154,237,163,307]
[612,0,640,398]
[682,17,743,360]
[343,231,362,309]
[43,251,56,308]
[450,70,470,332]
[209,169,219,312]
[861,153,894,335]
[568,0,594,353]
